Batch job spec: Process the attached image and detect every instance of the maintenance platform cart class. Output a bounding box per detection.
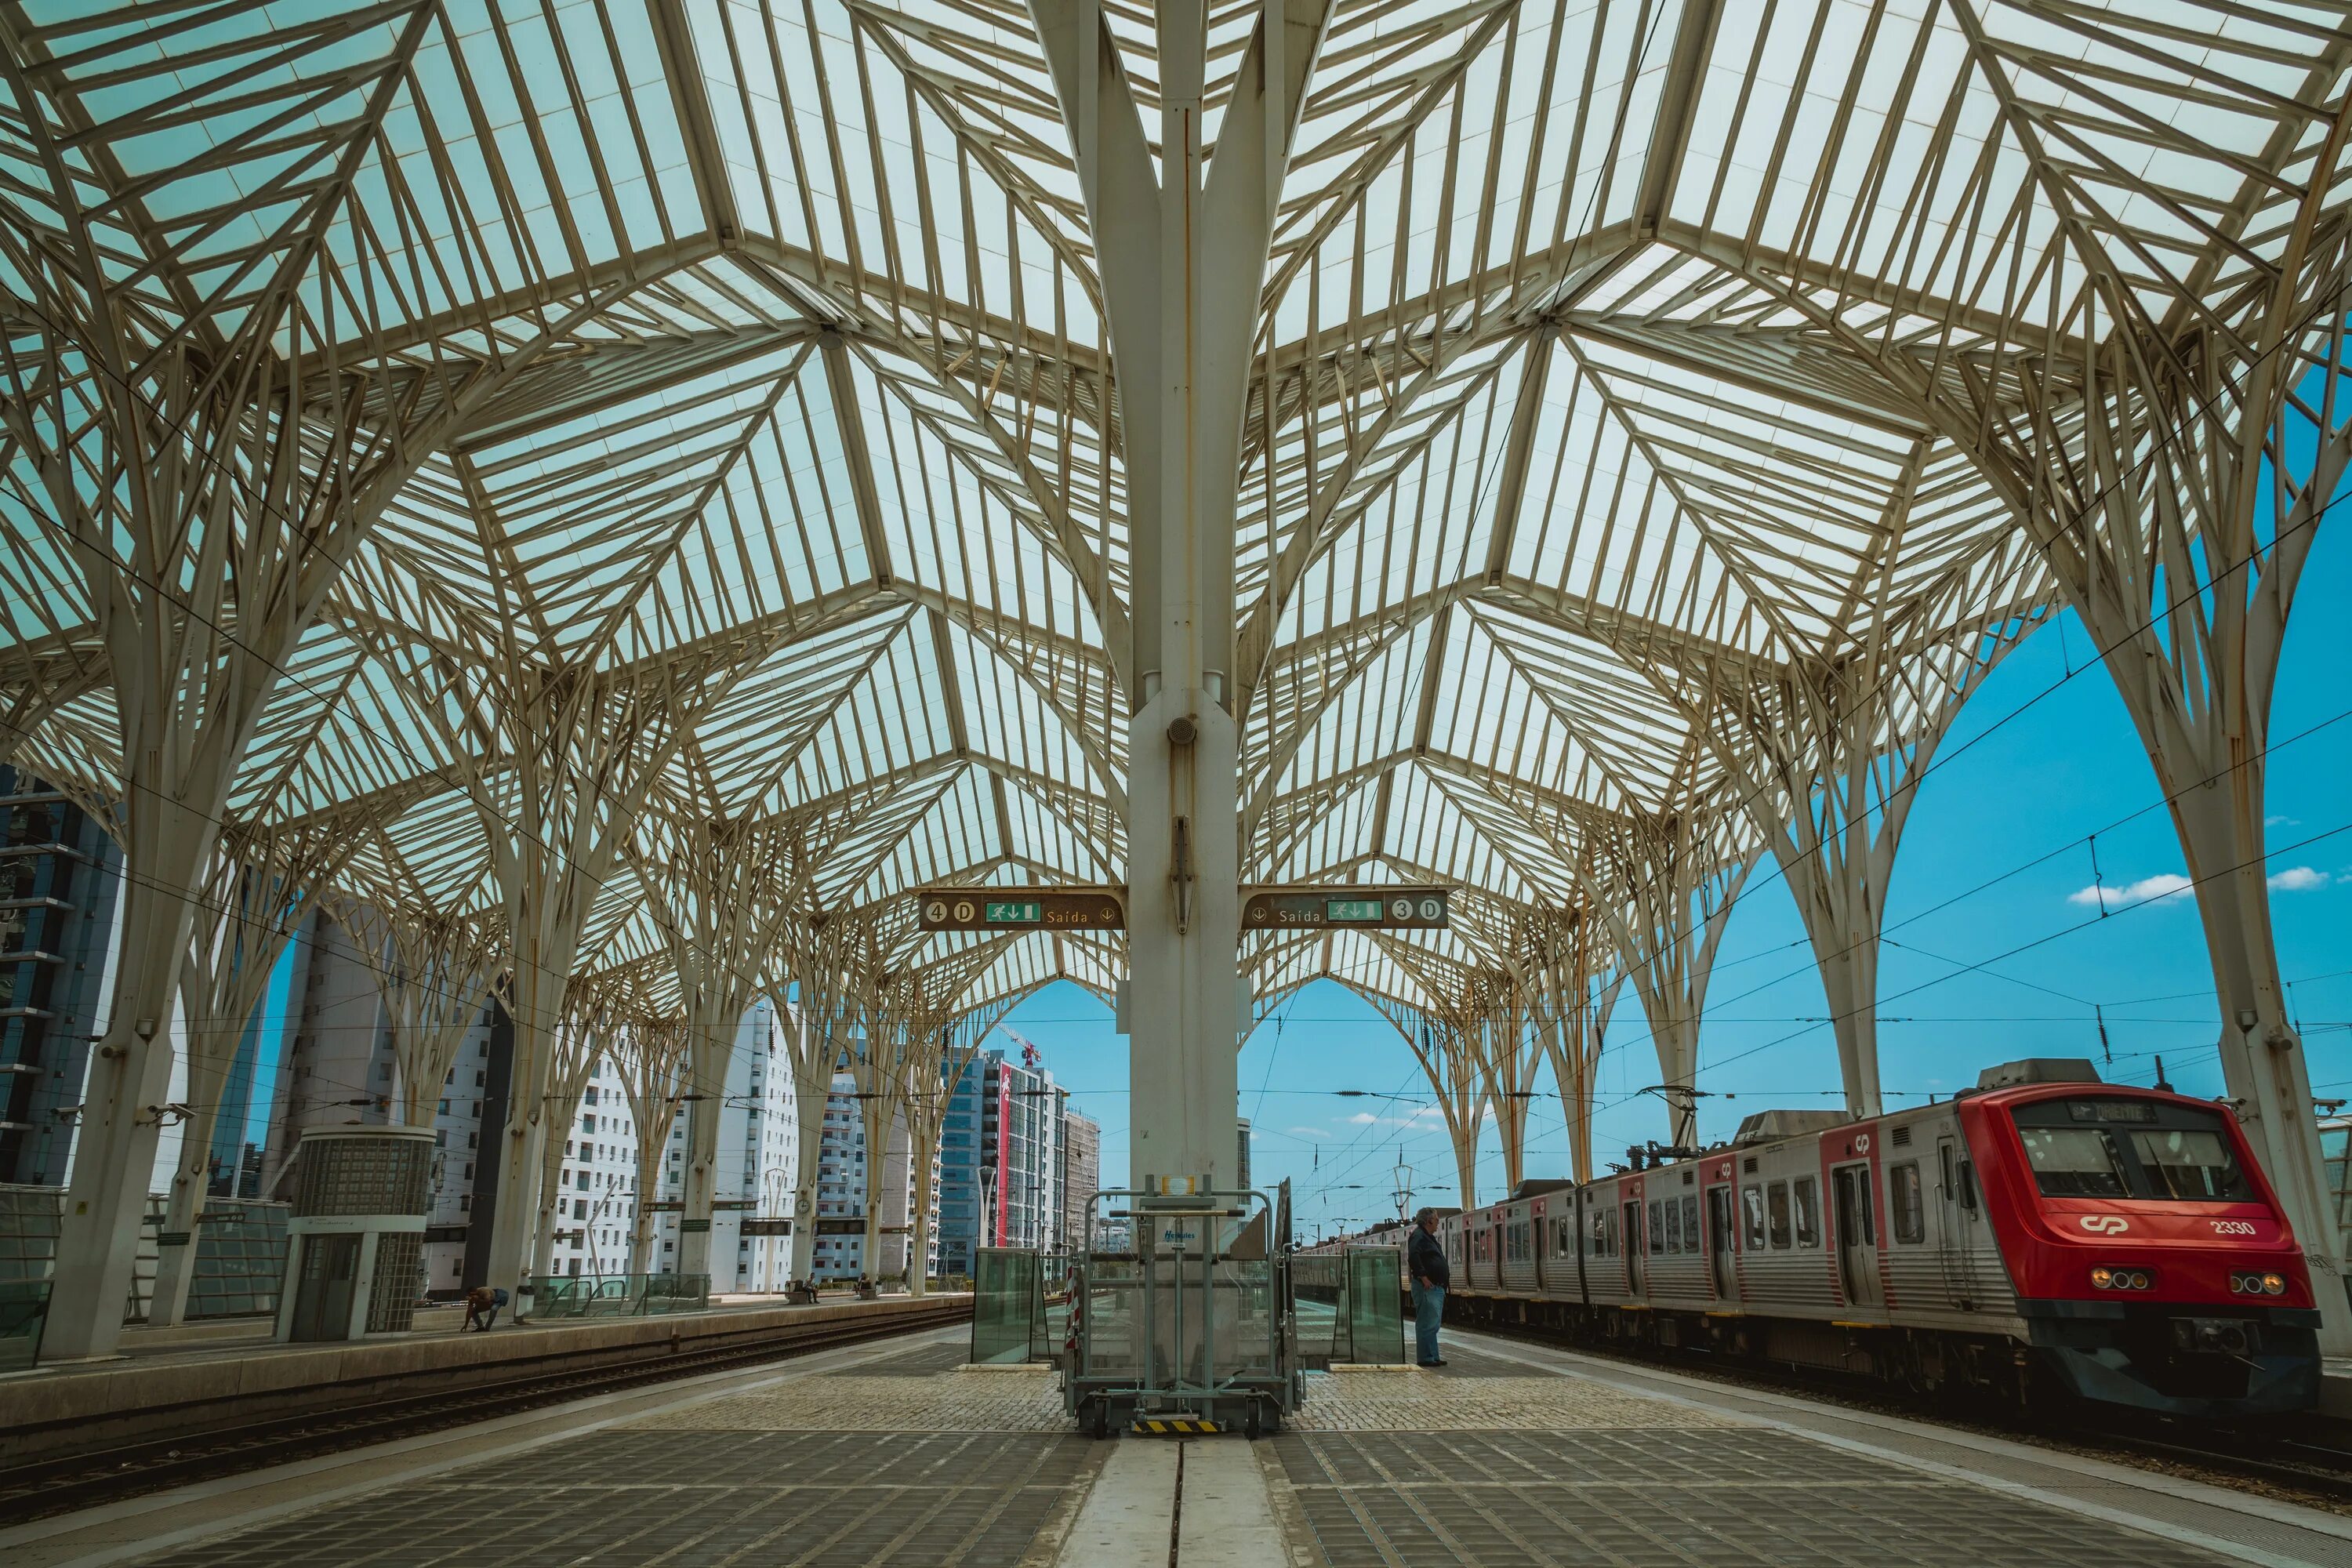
[1065,1179,1300,1437]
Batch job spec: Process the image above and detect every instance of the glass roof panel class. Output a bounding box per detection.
[5,0,2331,1031]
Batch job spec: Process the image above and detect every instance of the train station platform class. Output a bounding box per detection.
[0,1291,968,1469]
[2325,1357,2352,1420]
[5,1321,2347,1568]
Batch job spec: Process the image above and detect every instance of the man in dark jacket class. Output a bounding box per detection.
[1406,1207,1449,1367]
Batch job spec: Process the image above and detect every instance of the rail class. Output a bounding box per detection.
[0,1295,971,1526]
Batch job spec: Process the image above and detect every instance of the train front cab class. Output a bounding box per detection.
[1965,1073,2322,1417]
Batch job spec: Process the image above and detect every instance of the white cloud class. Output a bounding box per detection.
[2068,873,2194,910]
[2267,815,2299,828]
[1345,1107,1445,1128]
[1287,1126,1330,1139]
[2268,866,2331,892]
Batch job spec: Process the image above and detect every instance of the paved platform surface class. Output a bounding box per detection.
[5,1326,2348,1567]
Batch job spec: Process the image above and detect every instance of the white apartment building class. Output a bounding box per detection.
[547,1057,641,1276]
[652,999,798,1290]
[808,1069,938,1282]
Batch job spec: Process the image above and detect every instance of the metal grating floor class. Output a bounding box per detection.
[827,1339,975,1377]
[1269,1429,2238,1568]
[142,1431,1099,1568]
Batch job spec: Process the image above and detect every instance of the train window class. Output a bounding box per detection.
[1741,1185,1766,1250]
[1766,1181,1791,1249]
[1844,1168,1877,1246]
[1648,1200,1666,1255]
[2016,1126,2132,1198]
[1890,1163,1925,1243]
[1680,1195,1700,1254]
[1663,1198,1682,1254]
[1792,1177,1821,1247]
[2128,1127,2250,1202]
[1959,1159,1979,1211]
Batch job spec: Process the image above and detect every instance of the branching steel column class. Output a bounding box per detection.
[151,822,378,1327]
[1690,604,2038,1121]
[1584,818,1755,1151]
[529,981,617,1285]
[614,1011,691,1273]
[643,814,800,1278]
[1035,0,1330,1191]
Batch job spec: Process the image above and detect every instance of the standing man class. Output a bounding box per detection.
[1407,1207,1449,1367]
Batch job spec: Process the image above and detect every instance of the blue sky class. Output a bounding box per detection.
[1000,521,2352,1240]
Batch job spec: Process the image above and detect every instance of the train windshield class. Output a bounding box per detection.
[2129,1127,2248,1201]
[2011,1099,2252,1203]
[2016,1127,2131,1197]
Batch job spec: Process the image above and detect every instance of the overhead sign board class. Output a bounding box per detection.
[916,885,1126,931]
[1241,886,1450,931]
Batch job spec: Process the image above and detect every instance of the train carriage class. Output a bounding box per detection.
[1428,1059,2320,1418]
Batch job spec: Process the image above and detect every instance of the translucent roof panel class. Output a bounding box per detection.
[5,0,2338,1026]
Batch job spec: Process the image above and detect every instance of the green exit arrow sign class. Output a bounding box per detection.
[985,900,1042,924]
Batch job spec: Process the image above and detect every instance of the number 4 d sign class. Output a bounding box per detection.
[916,887,1127,932]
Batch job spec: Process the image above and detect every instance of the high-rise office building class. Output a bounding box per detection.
[935,1046,1062,1273]
[0,768,122,1187]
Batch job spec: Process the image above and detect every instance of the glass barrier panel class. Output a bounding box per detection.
[970,1249,1043,1364]
[528,1276,587,1317]
[641,1274,710,1314]
[1210,1258,1275,1381]
[1344,1247,1406,1364]
[0,1279,50,1372]
[1289,1254,1345,1362]
[1081,1258,1144,1379]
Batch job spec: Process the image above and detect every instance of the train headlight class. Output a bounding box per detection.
[2263,1272,2286,1296]
[2089,1267,2114,1289]
[2092,1266,2150,1290]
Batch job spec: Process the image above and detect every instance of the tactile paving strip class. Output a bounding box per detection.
[628,1370,1066,1432]
[1266,1429,2236,1567]
[140,1432,1100,1568]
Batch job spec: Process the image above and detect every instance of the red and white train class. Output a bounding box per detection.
[1385,1059,2323,1417]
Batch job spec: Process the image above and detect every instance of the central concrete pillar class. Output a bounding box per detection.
[1034,0,1330,1196]
[1126,692,1241,1190]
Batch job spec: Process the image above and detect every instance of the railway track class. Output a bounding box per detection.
[1463,1318,2352,1508]
[0,1301,970,1529]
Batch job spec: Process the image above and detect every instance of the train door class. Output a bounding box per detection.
[1935,1135,1976,1310]
[1621,1198,1643,1295]
[1831,1163,1881,1308]
[1704,1182,1734,1298]
[1573,1189,1590,1305]
[1532,1201,1548,1295]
